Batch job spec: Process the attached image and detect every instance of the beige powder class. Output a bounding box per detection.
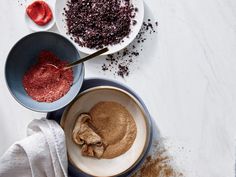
[132,142,183,177]
[90,101,137,159]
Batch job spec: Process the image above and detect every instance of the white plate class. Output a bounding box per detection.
[61,86,149,176]
[55,0,144,55]
[25,0,55,31]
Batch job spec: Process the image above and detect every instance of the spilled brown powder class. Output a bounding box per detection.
[132,142,183,177]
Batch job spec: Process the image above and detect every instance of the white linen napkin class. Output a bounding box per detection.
[0,118,68,177]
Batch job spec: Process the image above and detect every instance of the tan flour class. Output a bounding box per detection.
[90,101,137,159]
[132,141,183,177]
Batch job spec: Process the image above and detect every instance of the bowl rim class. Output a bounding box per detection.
[60,85,152,177]
[55,0,144,55]
[4,31,85,113]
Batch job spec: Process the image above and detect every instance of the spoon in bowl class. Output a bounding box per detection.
[46,47,109,70]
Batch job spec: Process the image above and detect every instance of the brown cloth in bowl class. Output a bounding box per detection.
[72,113,105,158]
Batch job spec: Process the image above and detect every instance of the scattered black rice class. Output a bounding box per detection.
[64,0,136,49]
[102,19,158,78]
[117,64,129,78]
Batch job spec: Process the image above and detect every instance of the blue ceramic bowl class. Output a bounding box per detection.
[5,32,85,112]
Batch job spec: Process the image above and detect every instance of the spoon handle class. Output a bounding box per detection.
[64,47,109,70]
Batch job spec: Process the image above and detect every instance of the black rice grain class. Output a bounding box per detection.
[64,0,136,49]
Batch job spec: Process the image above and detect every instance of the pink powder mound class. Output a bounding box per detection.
[23,51,73,102]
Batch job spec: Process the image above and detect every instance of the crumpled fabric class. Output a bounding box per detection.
[0,118,68,177]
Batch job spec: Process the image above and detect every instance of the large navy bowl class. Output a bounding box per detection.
[5,32,85,112]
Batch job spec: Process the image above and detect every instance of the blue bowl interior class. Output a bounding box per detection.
[5,32,84,112]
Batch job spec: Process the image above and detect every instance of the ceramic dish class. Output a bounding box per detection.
[47,78,153,177]
[61,86,151,177]
[25,0,55,31]
[55,0,144,55]
[5,32,84,112]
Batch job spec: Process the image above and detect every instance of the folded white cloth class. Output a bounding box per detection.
[0,118,68,177]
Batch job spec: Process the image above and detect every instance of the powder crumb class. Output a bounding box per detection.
[17,0,26,6]
[132,141,183,177]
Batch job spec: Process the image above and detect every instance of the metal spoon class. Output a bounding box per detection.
[46,47,109,70]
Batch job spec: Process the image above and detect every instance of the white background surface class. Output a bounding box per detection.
[0,0,236,177]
